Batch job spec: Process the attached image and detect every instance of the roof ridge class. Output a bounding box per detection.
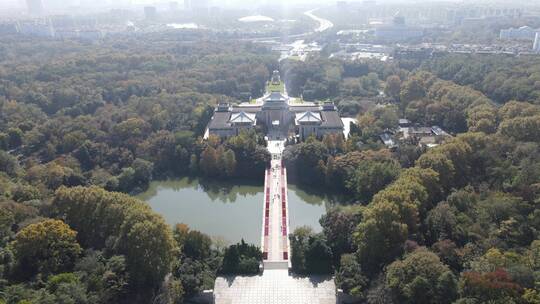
[298,111,321,122]
[230,111,255,123]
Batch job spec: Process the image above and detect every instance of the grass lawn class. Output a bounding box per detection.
[287,55,302,61]
[288,97,306,104]
[266,81,284,93]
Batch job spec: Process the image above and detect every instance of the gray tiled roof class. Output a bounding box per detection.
[209,100,344,132]
[296,111,322,124]
[410,127,433,135]
[266,92,287,102]
[399,118,410,124]
[289,105,320,112]
[321,111,344,128]
[208,112,231,130]
[230,112,256,124]
[232,105,261,113]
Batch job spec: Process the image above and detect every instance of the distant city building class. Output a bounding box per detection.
[445,9,482,25]
[26,0,43,15]
[50,15,76,28]
[169,2,179,11]
[209,6,221,17]
[184,0,191,10]
[336,1,347,9]
[191,0,209,9]
[534,33,540,53]
[446,9,457,24]
[0,22,17,35]
[461,18,485,27]
[144,6,158,20]
[394,46,433,60]
[374,13,423,41]
[393,14,405,26]
[500,26,539,40]
[78,29,104,40]
[16,19,54,37]
[55,29,78,39]
[190,0,210,15]
[46,0,78,11]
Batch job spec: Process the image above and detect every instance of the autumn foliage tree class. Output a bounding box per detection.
[10,219,81,278]
[50,186,175,291]
[459,269,523,302]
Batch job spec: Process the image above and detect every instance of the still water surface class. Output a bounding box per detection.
[136,177,337,245]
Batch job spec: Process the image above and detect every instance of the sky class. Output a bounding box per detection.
[0,0,465,9]
[0,0,532,12]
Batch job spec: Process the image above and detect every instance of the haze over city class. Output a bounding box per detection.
[0,0,540,304]
[0,0,534,10]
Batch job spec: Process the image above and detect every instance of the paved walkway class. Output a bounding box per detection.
[262,140,289,266]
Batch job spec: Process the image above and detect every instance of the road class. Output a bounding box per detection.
[304,9,334,33]
[241,8,334,42]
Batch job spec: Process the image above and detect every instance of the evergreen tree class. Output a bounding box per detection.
[189,154,198,174]
[223,149,237,177]
[199,146,218,176]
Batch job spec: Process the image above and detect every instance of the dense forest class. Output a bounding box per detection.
[284,56,540,303]
[0,33,276,193]
[0,33,272,303]
[1,29,540,304]
[280,57,408,115]
[422,54,540,104]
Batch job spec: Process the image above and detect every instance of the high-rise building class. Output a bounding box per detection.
[144,6,157,20]
[170,2,179,11]
[191,0,209,9]
[534,33,540,53]
[17,19,55,37]
[190,0,209,16]
[336,1,347,9]
[393,12,406,26]
[500,26,538,40]
[184,0,191,10]
[26,0,43,15]
[374,13,423,41]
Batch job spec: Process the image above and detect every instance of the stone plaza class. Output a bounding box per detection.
[214,270,336,304]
